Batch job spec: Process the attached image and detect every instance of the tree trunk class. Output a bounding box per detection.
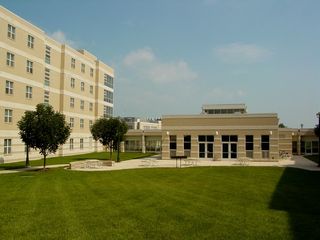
[117,141,120,162]
[43,153,47,170]
[25,145,30,168]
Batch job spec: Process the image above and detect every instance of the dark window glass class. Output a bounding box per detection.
[246,143,253,151]
[301,141,305,154]
[261,135,269,142]
[222,135,229,142]
[261,143,270,150]
[207,135,214,142]
[230,135,238,142]
[198,135,205,142]
[246,135,253,142]
[184,143,191,150]
[170,143,177,150]
[184,135,191,142]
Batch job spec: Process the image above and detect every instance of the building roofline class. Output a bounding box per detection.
[162,113,278,119]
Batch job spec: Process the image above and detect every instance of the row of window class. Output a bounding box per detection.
[69,97,94,111]
[3,137,93,154]
[69,118,93,129]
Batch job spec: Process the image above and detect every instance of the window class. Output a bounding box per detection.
[44,68,50,86]
[80,119,84,128]
[103,106,113,117]
[81,82,85,91]
[4,139,12,154]
[70,78,75,88]
[80,100,84,110]
[90,68,94,77]
[7,24,15,40]
[7,52,15,67]
[221,135,238,142]
[26,86,32,99]
[184,135,191,157]
[71,58,75,68]
[104,90,113,103]
[26,60,33,73]
[27,35,34,48]
[104,74,113,88]
[89,102,93,111]
[261,135,270,158]
[170,135,177,157]
[4,109,13,123]
[5,81,13,94]
[69,118,74,128]
[89,120,93,128]
[70,97,74,108]
[198,135,214,142]
[69,138,74,150]
[90,85,93,94]
[81,63,85,73]
[45,45,51,64]
[44,91,49,104]
[80,138,84,149]
[245,135,254,158]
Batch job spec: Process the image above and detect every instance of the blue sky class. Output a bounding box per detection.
[2,0,319,127]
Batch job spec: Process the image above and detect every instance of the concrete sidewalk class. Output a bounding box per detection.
[1,155,319,174]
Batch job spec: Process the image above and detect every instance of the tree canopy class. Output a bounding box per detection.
[90,117,128,161]
[18,104,71,169]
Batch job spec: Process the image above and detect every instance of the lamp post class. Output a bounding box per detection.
[317,112,320,167]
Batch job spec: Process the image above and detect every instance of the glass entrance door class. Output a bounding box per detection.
[222,143,237,159]
[199,143,214,159]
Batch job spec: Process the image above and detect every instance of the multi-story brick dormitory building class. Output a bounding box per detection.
[0,6,114,163]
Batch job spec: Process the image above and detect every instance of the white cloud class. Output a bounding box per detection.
[123,48,155,66]
[122,48,198,83]
[49,30,76,47]
[214,43,272,63]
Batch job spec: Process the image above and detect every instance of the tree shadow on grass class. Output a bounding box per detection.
[270,167,320,239]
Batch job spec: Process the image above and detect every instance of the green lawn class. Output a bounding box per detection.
[0,152,155,170]
[0,167,320,239]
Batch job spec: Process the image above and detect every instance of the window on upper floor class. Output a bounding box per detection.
[90,68,94,77]
[104,90,113,103]
[80,119,84,128]
[71,78,75,88]
[4,109,13,123]
[69,118,74,128]
[80,138,84,149]
[45,45,51,64]
[80,100,84,110]
[81,63,85,73]
[26,60,33,74]
[89,120,93,128]
[44,68,50,86]
[103,106,113,118]
[44,91,49,104]
[26,86,32,99]
[90,85,93,94]
[70,97,74,108]
[81,82,85,91]
[6,52,15,67]
[71,58,75,69]
[5,81,13,95]
[69,138,74,150]
[8,24,15,40]
[104,74,114,88]
[27,35,34,48]
[89,102,93,111]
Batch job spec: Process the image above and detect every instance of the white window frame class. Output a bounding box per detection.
[80,119,84,128]
[4,139,12,154]
[45,45,51,64]
[69,118,74,128]
[26,86,32,99]
[71,58,75,69]
[71,78,75,88]
[7,52,15,67]
[81,63,85,73]
[27,35,34,48]
[81,82,85,91]
[44,91,49,104]
[26,60,33,73]
[4,109,13,123]
[5,81,13,95]
[70,97,75,108]
[8,24,15,40]
[80,100,84,110]
[44,68,50,86]
[69,138,74,150]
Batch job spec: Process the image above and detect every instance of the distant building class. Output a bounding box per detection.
[201,103,247,114]
[123,117,161,130]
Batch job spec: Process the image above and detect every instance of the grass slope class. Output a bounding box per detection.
[0,152,155,170]
[0,167,320,239]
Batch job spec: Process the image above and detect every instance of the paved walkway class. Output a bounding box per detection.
[0,156,319,174]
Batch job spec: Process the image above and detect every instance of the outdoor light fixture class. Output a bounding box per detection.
[215,131,219,135]
[270,131,273,135]
[166,131,170,136]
